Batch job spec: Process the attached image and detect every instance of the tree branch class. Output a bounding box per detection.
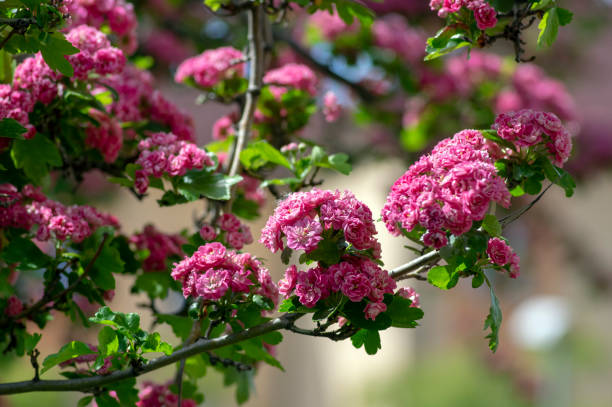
[273,31,376,103]
[228,4,265,179]
[0,313,303,395]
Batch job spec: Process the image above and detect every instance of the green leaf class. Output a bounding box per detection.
[41,341,95,374]
[483,276,503,352]
[98,326,119,357]
[240,339,284,370]
[350,329,381,355]
[386,296,424,328]
[24,332,42,353]
[40,33,79,77]
[482,214,502,237]
[89,306,141,337]
[538,8,560,48]
[425,31,470,61]
[134,272,172,299]
[428,266,452,290]
[94,393,121,407]
[11,133,63,184]
[108,378,139,406]
[490,0,515,13]
[156,314,193,341]
[77,396,94,407]
[0,118,27,139]
[300,238,342,266]
[88,239,124,291]
[557,8,573,26]
[184,354,207,380]
[178,170,242,201]
[531,0,554,11]
[240,140,291,170]
[316,153,352,175]
[1,236,51,270]
[342,300,392,330]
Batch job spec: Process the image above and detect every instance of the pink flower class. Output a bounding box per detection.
[340,273,371,303]
[295,267,327,308]
[308,9,358,41]
[364,302,387,320]
[397,287,420,307]
[175,47,245,89]
[283,217,323,252]
[263,63,318,96]
[199,224,217,241]
[279,265,298,297]
[195,269,231,300]
[5,295,23,317]
[322,91,341,122]
[217,213,241,233]
[372,15,425,64]
[486,237,512,265]
[130,225,185,272]
[474,3,498,30]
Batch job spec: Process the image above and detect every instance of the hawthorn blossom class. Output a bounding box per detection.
[175,47,245,88]
[382,129,511,248]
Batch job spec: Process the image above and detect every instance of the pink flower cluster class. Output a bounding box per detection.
[372,15,426,64]
[430,0,498,30]
[136,382,196,407]
[0,184,119,243]
[308,9,359,41]
[0,54,62,140]
[263,63,318,97]
[130,225,186,272]
[65,25,126,80]
[486,237,520,278]
[382,129,511,248]
[65,0,138,54]
[171,242,279,304]
[260,189,381,257]
[492,109,572,166]
[199,213,254,251]
[4,295,23,317]
[85,109,123,163]
[175,47,245,88]
[497,64,577,121]
[322,91,341,122]
[397,287,420,307]
[134,132,214,194]
[279,258,396,320]
[212,112,238,141]
[445,51,502,96]
[101,66,195,141]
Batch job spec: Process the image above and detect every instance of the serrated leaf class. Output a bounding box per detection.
[482,214,502,237]
[1,236,51,270]
[240,140,291,170]
[98,326,119,357]
[178,170,242,201]
[40,33,79,77]
[0,118,27,139]
[538,8,560,48]
[350,329,381,355]
[428,266,452,289]
[483,277,502,352]
[41,341,95,374]
[386,295,424,328]
[11,133,62,184]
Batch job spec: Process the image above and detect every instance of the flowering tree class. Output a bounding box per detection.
[0,0,579,405]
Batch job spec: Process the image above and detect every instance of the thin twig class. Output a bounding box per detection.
[500,184,553,226]
[7,234,110,322]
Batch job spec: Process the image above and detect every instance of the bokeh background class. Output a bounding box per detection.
[2,1,612,406]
